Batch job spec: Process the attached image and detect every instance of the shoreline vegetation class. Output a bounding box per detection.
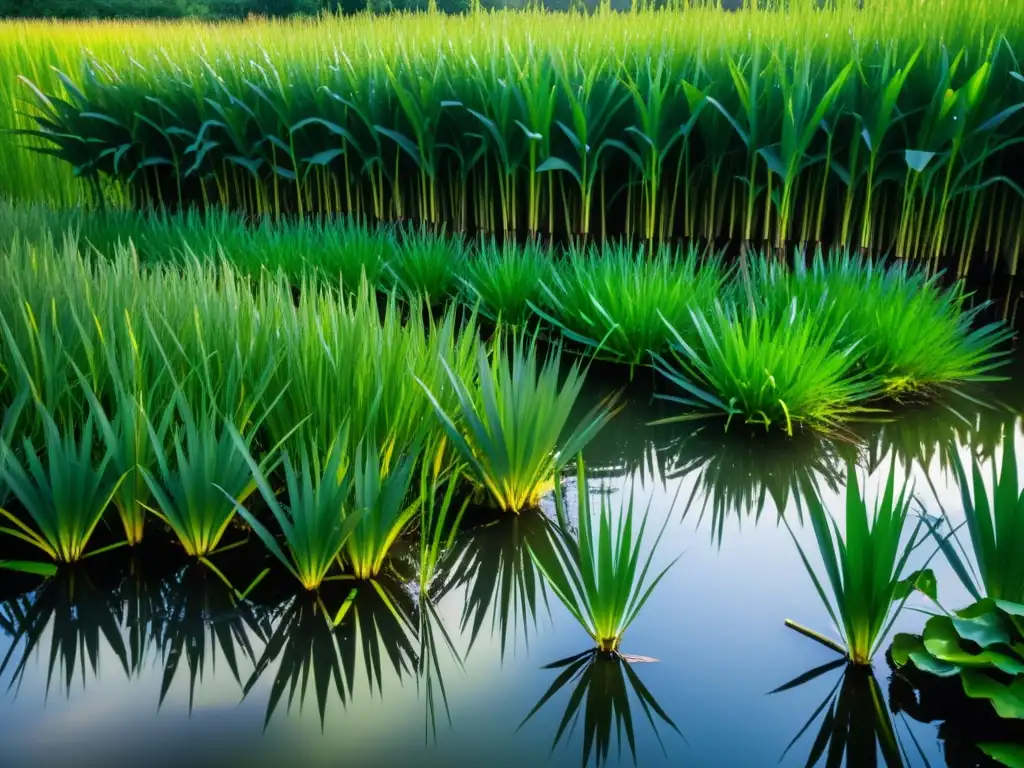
[2,1,1023,273]
[0,8,1022,755]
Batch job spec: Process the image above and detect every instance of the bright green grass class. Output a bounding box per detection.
[4,3,1023,270]
[528,460,679,653]
[653,300,879,435]
[539,242,728,370]
[420,333,621,513]
[752,251,1013,394]
[785,461,935,665]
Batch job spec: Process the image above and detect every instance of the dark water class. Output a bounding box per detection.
[2,355,1024,767]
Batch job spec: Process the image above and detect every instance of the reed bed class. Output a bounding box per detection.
[2,201,1011,435]
[2,1,1023,271]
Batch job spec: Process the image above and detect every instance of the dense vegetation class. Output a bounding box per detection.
[3,0,1023,272]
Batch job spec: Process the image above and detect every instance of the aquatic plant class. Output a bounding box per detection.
[519,649,680,768]
[227,427,365,592]
[385,227,464,303]
[8,5,1023,271]
[343,437,422,580]
[142,394,266,559]
[890,620,1024,766]
[539,242,726,370]
[752,251,1012,394]
[263,278,479,461]
[785,461,934,665]
[0,406,125,573]
[528,461,679,654]
[933,435,1024,603]
[892,598,1024,724]
[653,300,877,435]
[421,333,621,513]
[461,239,552,328]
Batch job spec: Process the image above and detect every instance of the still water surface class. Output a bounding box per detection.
[2,358,1023,767]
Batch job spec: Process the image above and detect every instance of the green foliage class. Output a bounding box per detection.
[462,239,552,328]
[653,300,878,435]
[892,598,1024,722]
[386,228,464,304]
[343,437,422,580]
[932,434,1024,603]
[5,4,1023,270]
[0,404,125,569]
[421,333,621,513]
[786,460,934,665]
[528,460,678,653]
[752,251,1012,393]
[142,394,264,558]
[227,426,364,592]
[540,242,726,370]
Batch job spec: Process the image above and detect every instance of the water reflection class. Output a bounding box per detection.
[889,655,1024,767]
[520,650,681,767]
[0,361,1021,766]
[437,509,551,659]
[0,568,129,698]
[155,563,270,712]
[670,426,843,543]
[774,660,907,767]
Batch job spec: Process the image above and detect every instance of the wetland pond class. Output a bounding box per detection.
[1,353,1023,768]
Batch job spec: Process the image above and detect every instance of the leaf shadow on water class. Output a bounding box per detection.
[243,573,461,741]
[666,425,845,545]
[854,392,1022,483]
[518,649,683,768]
[771,659,931,768]
[432,507,552,662]
[0,566,129,700]
[154,561,271,714]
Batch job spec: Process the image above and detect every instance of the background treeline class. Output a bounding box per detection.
[2,0,731,19]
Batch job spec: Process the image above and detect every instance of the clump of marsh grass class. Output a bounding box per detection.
[343,436,422,580]
[420,333,621,513]
[461,239,553,328]
[931,433,1024,603]
[142,393,270,561]
[528,461,679,654]
[784,461,935,665]
[653,299,878,435]
[386,227,464,304]
[539,242,726,371]
[752,251,1012,394]
[0,404,126,573]
[226,426,365,594]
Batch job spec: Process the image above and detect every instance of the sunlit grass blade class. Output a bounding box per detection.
[420,332,622,513]
[343,436,422,580]
[652,299,879,435]
[528,459,679,653]
[784,459,934,664]
[935,433,1024,603]
[225,425,366,592]
[0,402,126,568]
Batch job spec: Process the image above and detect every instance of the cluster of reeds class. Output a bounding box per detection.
[6,202,1012,436]
[5,2,1024,270]
[0,232,615,589]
